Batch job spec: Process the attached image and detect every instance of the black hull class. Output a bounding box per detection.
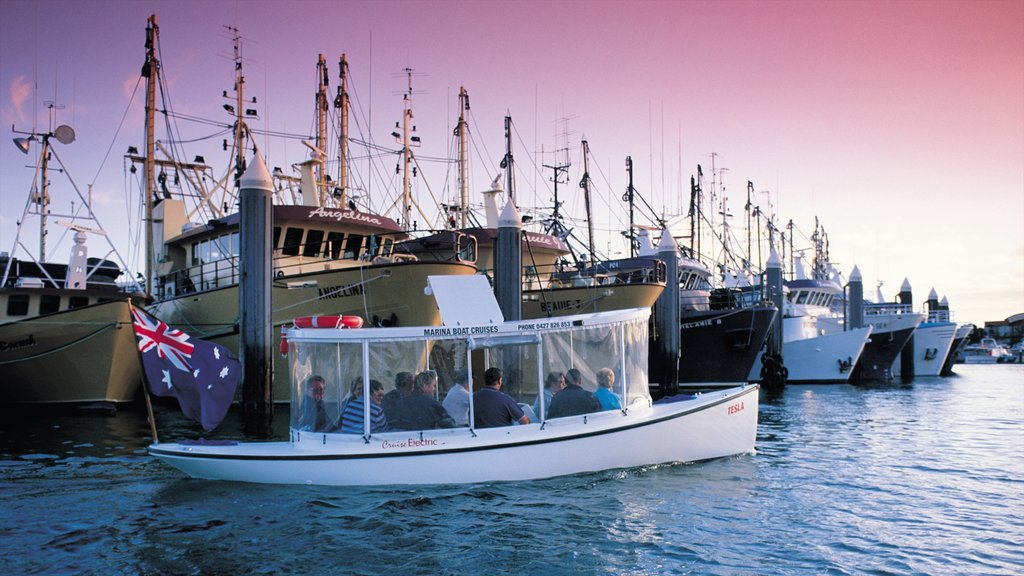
[940,336,969,376]
[654,306,775,386]
[852,326,917,382]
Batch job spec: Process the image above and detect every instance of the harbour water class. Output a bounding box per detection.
[2,364,1021,575]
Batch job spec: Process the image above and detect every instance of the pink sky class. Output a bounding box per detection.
[2,0,1022,325]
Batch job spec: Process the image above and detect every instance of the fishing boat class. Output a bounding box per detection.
[892,289,957,378]
[148,275,759,486]
[397,97,666,319]
[134,20,475,399]
[1,120,145,404]
[740,252,871,384]
[820,278,924,382]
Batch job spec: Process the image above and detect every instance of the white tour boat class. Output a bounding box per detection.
[149,275,758,486]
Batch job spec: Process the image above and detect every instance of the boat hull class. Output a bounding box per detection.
[852,324,919,382]
[521,283,664,318]
[0,299,141,403]
[676,305,776,387]
[752,325,872,384]
[893,321,957,378]
[149,384,759,486]
[941,324,973,375]
[149,261,476,401]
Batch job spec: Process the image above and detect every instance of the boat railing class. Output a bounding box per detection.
[865,302,914,316]
[518,259,667,292]
[925,309,953,323]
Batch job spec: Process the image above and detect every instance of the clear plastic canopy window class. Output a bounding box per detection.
[289,316,650,435]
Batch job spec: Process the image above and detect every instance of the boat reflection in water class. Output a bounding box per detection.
[150,276,758,486]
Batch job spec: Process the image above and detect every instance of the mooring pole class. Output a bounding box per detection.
[898,277,914,382]
[239,152,274,435]
[653,228,680,397]
[848,265,864,330]
[761,238,787,387]
[495,198,522,322]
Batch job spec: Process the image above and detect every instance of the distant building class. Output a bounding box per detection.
[983,313,1024,341]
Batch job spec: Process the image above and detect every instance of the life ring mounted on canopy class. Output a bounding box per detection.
[280,315,364,356]
[292,315,364,329]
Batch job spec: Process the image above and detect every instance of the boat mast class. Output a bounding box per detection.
[745,180,754,275]
[336,54,349,206]
[624,156,636,258]
[315,54,329,207]
[229,26,246,188]
[579,139,595,259]
[400,68,415,228]
[503,115,514,205]
[142,14,159,292]
[456,86,469,227]
[37,110,53,262]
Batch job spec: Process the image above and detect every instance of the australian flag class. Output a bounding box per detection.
[132,306,241,431]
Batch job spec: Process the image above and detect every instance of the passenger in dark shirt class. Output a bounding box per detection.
[391,370,456,430]
[473,367,529,428]
[382,371,413,424]
[547,368,601,418]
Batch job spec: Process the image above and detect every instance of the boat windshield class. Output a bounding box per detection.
[287,313,651,434]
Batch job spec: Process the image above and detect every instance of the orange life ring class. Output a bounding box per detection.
[292,315,364,329]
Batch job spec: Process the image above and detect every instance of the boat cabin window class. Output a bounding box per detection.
[281,227,305,257]
[39,294,61,315]
[69,296,89,309]
[272,227,282,253]
[303,229,325,258]
[325,232,345,259]
[6,294,30,316]
[345,234,364,259]
[795,291,808,305]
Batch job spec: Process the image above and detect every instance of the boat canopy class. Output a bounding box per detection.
[286,307,651,436]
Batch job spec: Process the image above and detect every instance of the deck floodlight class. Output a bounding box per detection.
[13,137,32,154]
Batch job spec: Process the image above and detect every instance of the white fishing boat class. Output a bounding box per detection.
[149,275,758,486]
[892,289,957,378]
[750,258,872,384]
[1,117,145,405]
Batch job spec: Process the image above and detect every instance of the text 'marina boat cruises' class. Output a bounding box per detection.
[149,275,759,486]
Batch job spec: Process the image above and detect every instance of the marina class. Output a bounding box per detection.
[2,364,1020,574]
[1,2,1022,575]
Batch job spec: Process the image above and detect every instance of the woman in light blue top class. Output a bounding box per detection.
[594,367,621,411]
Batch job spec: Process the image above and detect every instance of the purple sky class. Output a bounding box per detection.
[2,0,1022,325]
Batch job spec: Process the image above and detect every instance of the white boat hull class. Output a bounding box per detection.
[751,323,872,384]
[893,321,957,377]
[150,384,759,486]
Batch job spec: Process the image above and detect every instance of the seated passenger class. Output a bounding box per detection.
[299,375,330,432]
[442,370,471,426]
[547,368,601,418]
[392,370,457,430]
[593,367,622,411]
[532,371,565,420]
[382,371,413,423]
[473,367,529,428]
[340,379,388,434]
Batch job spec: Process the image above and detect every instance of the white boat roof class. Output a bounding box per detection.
[428,274,504,325]
[288,306,650,343]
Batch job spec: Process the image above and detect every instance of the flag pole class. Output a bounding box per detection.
[130,300,160,445]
